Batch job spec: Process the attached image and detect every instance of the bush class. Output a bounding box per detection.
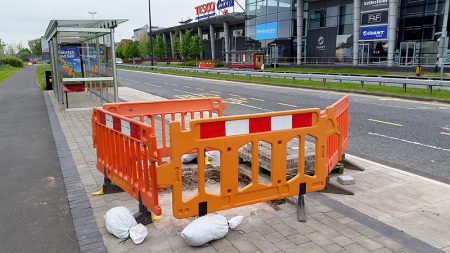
[0,56,24,68]
[180,60,198,67]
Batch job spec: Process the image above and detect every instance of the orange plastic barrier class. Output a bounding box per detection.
[99,98,226,163]
[92,96,349,220]
[91,109,161,216]
[157,105,343,218]
[323,96,349,174]
[198,61,215,69]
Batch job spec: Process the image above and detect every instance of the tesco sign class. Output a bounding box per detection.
[195,0,234,20]
[195,2,216,16]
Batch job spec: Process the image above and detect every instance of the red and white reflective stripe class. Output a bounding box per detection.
[200,113,313,139]
[98,111,141,139]
[121,119,131,136]
[105,114,113,129]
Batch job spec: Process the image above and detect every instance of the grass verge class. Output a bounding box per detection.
[36,64,51,90]
[267,66,447,78]
[0,65,20,84]
[119,65,450,102]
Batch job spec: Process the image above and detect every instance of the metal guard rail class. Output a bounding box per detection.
[120,64,450,90]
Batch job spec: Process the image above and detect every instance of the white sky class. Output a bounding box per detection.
[0,0,244,48]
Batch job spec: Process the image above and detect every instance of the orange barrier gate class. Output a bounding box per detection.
[156,103,344,219]
[92,96,349,223]
[91,108,160,224]
[324,96,349,174]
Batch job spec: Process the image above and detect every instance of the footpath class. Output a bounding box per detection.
[0,67,78,252]
[41,82,450,253]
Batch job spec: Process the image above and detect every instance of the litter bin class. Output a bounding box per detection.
[416,66,422,77]
[45,71,52,90]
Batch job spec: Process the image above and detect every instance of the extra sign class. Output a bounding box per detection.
[217,0,234,10]
[361,11,388,25]
[360,25,388,40]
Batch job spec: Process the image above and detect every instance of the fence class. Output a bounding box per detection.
[92,96,349,221]
[121,64,450,93]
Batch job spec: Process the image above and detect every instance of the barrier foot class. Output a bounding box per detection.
[297,183,307,222]
[199,202,208,217]
[342,158,365,171]
[322,181,354,195]
[102,177,124,195]
[134,201,153,225]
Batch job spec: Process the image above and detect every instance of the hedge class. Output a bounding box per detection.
[0,56,24,68]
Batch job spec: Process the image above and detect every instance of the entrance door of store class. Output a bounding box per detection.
[358,44,370,65]
[269,44,279,66]
[399,42,418,66]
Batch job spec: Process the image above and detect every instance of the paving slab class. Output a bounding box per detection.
[43,86,450,253]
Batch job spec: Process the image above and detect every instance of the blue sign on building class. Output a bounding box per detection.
[256,22,278,40]
[217,0,234,10]
[360,25,388,40]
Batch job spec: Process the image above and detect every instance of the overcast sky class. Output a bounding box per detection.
[0,0,244,47]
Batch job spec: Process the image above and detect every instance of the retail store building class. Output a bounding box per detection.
[151,0,450,66]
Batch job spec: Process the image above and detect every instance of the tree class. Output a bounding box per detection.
[116,42,126,59]
[125,41,140,59]
[138,34,151,58]
[189,35,205,59]
[28,39,42,56]
[178,29,193,59]
[0,38,6,56]
[16,48,32,61]
[172,34,180,59]
[154,35,167,58]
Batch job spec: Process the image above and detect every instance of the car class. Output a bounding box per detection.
[28,58,37,64]
[116,58,123,64]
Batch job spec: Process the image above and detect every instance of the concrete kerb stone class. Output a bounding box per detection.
[44,92,107,253]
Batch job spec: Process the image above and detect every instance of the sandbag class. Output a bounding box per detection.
[181,214,244,246]
[129,223,148,244]
[104,206,137,239]
[104,206,148,244]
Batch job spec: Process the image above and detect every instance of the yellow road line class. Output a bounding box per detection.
[229,94,241,97]
[196,88,204,90]
[368,119,403,127]
[278,103,297,108]
[440,132,450,136]
[249,97,264,101]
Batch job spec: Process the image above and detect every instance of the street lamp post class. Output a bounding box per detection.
[148,0,154,66]
[88,11,97,20]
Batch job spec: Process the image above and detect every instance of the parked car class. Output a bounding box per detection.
[116,58,123,64]
[28,58,37,64]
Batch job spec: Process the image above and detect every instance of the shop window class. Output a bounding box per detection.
[267,0,278,14]
[278,20,291,38]
[267,13,277,23]
[278,11,291,21]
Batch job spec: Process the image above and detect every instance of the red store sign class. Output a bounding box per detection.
[195,2,216,15]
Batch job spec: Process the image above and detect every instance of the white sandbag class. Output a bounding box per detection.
[181,214,244,247]
[227,216,243,229]
[182,153,197,164]
[129,223,148,244]
[104,206,137,239]
[182,152,214,164]
[181,214,228,246]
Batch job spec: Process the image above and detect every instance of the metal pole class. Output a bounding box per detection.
[210,24,216,60]
[224,22,230,64]
[353,0,361,66]
[387,0,399,67]
[110,29,119,102]
[148,0,154,66]
[296,0,304,65]
[439,0,450,80]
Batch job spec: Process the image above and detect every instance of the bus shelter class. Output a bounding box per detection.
[44,19,127,107]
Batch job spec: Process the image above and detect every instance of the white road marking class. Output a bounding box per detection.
[278,103,297,108]
[368,119,403,127]
[249,97,264,101]
[144,83,162,88]
[368,132,450,152]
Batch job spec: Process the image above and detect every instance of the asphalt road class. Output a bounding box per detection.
[117,69,450,183]
[0,67,78,252]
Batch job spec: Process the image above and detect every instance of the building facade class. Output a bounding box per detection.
[152,0,450,66]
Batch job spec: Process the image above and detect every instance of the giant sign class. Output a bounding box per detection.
[360,25,388,40]
[361,0,389,12]
[361,11,388,25]
[256,22,278,40]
